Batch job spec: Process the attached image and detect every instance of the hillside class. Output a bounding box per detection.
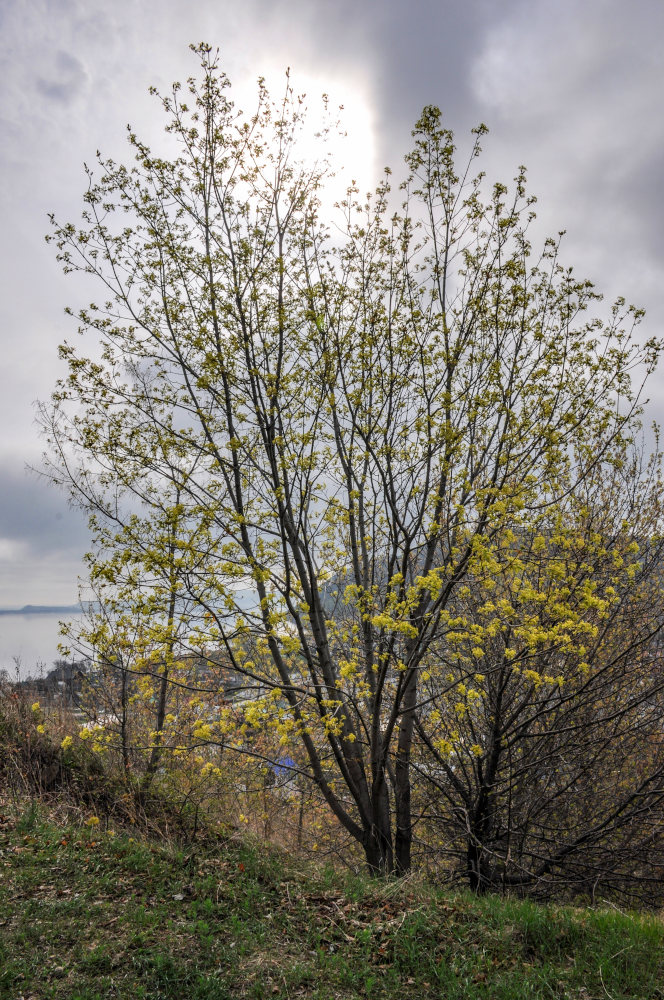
[0,801,662,1000]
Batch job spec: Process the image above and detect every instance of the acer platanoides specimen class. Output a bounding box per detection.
[44,45,663,876]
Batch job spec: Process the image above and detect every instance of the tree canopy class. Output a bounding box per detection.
[43,45,664,888]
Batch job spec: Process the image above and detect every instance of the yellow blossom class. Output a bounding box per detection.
[193,723,213,741]
[434,738,454,758]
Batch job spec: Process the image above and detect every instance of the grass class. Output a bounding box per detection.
[0,801,663,999]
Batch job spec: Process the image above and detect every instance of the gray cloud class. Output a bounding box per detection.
[35,49,87,104]
[0,463,89,606]
[0,465,88,553]
[463,0,664,370]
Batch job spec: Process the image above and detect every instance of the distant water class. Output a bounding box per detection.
[0,613,85,680]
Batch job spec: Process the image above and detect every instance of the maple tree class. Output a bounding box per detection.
[44,45,663,876]
[415,446,664,895]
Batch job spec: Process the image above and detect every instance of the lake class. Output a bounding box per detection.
[0,613,85,680]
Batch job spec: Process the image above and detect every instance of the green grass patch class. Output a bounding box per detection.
[0,802,662,998]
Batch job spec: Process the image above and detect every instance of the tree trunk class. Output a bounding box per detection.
[144,666,169,782]
[120,665,130,772]
[144,566,177,787]
[466,782,497,893]
[394,667,417,874]
[466,838,491,894]
[363,823,394,875]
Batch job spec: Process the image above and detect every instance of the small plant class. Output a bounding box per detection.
[15,800,41,834]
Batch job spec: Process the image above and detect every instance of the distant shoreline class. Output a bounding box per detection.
[0,605,85,616]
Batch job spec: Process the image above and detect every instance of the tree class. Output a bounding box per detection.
[415,444,664,899]
[43,44,662,875]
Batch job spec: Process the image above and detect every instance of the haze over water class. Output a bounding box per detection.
[0,613,85,679]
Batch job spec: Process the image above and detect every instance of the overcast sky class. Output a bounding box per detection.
[1,0,663,606]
